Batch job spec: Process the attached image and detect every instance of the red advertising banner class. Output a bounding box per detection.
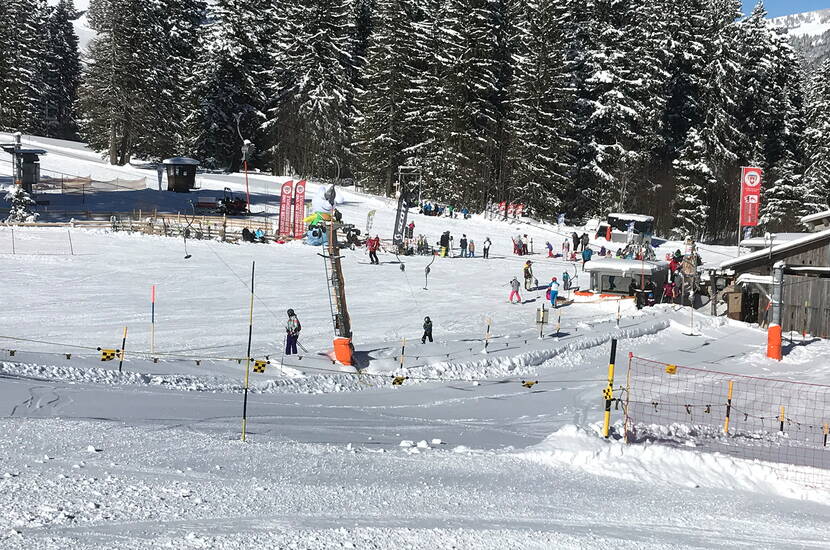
[292,180,306,238]
[739,167,763,227]
[278,180,294,236]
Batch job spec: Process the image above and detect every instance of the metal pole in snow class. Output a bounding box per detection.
[118,326,128,373]
[241,261,255,442]
[67,230,74,255]
[150,285,156,357]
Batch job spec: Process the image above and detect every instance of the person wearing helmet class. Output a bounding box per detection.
[421,316,433,344]
[285,309,301,355]
[547,276,560,308]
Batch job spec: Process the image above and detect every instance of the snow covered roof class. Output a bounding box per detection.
[800,209,830,231]
[584,258,668,276]
[740,233,810,249]
[162,157,200,166]
[720,228,830,271]
[608,213,654,223]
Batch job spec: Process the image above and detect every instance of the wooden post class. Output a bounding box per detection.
[483,318,491,352]
[723,381,733,434]
[399,338,406,369]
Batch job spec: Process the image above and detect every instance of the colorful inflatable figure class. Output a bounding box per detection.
[305,226,328,246]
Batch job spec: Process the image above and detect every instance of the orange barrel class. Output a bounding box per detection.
[767,324,782,361]
[333,337,353,366]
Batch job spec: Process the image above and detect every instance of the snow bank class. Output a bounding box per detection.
[518,425,830,505]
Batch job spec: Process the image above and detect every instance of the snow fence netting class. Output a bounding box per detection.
[623,354,830,489]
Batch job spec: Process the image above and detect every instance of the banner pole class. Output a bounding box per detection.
[241,261,256,442]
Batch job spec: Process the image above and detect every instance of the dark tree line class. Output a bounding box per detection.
[2,0,830,241]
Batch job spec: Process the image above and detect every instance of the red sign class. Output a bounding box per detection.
[278,180,294,236]
[739,167,762,227]
[292,180,306,238]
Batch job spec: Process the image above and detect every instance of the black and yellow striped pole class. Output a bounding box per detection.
[241,261,255,442]
[602,338,617,438]
[723,380,734,434]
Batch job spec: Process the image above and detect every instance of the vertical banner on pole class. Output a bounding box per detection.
[278,180,294,237]
[292,180,307,238]
[739,167,763,227]
[392,193,409,246]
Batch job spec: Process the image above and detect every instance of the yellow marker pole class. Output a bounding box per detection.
[602,339,618,438]
[779,405,785,433]
[241,261,256,442]
[723,380,734,434]
[117,326,128,373]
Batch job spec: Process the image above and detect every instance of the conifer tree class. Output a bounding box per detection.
[42,0,82,139]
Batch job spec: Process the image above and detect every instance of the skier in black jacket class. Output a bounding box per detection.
[422,316,433,343]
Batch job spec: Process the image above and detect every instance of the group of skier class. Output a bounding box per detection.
[510,260,572,306]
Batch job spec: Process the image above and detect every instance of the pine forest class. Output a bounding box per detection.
[2,0,830,241]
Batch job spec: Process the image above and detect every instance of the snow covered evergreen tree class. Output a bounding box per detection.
[353,0,426,195]
[671,129,714,240]
[419,0,502,207]
[42,0,82,140]
[505,0,572,217]
[193,0,268,171]
[803,59,830,209]
[0,0,49,133]
[266,0,357,178]
[4,186,39,223]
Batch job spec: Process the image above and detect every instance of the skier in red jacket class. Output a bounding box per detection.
[367,235,381,264]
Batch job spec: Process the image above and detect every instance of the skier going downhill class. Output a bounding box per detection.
[421,316,433,343]
[285,309,301,356]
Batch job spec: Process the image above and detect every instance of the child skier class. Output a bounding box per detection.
[546,241,553,257]
[367,235,381,264]
[547,277,560,308]
[509,277,522,304]
[468,240,476,257]
[285,309,301,355]
[422,316,433,343]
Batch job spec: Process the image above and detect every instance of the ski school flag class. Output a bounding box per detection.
[278,180,294,236]
[739,167,763,227]
[292,180,306,238]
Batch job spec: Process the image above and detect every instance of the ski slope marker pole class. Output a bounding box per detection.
[241,261,255,442]
[150,285,156,357]
[118,326,128,373]
[602,339,617,438]
[484,318,491,352]
[399,338,406,369]
[11,227,15,255]
[723,380,733,434]
[67,229,74,255]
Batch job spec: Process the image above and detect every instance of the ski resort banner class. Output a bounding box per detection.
[739,167,762,227]
[292,180,306,238]
[278,180,294,236]
[392,193,409,245]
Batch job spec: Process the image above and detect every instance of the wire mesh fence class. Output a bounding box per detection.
[623,354,830,488]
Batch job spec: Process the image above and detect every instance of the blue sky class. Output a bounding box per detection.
[743,1,828,18]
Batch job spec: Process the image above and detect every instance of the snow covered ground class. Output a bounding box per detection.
[2,137,829,548]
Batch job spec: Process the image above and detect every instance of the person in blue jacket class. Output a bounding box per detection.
[547,277,560,308]
[581,247,593,270]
